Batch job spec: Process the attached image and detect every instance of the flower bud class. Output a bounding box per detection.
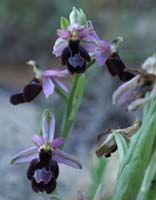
[69,7,87,26]
[69,7,79,25]
[78,9,87,26]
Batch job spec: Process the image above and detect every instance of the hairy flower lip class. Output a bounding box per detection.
[105,52,136,82]
[10,77,42,105]
[27,157,59,193]
[61,39,91,74]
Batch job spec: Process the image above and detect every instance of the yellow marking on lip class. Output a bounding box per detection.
[71,31,79,41]
[40,142,53,152]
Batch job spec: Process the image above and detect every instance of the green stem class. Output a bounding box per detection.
[61,74,81,142]
[86,58,96,69]
[60,59,96,147]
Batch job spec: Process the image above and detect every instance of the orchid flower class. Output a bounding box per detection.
[113,54,156,111]
[10,60,69,105]
[53,7,98,74]
[87,20,111,68]
[11,113,82,193]
[88,22,134,82]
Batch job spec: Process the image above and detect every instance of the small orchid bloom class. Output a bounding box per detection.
[53,8,98,74]
[113,65,156,111]
[96,36,134,82]
[11,113,82,193]
[10,61,69,105]
[87,21,111,68]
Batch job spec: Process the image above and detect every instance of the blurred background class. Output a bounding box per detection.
[0,0,156,199]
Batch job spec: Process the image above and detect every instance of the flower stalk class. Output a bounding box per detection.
[60,63,96,151]
[61,58,95,146]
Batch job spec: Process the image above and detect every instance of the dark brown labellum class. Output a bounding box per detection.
[106,52,135,82]
[27,149,59,194]
[61,39,90,74]
[10,78,42,105]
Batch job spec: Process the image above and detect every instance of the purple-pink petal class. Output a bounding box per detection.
[42,115,49,142]
[42,78,55,99]
[98,40,110,52]
[78,27,93,39]
[112,75,140,105]
[57,29,71,39]
[87,20,100,41]
[11,146,38,164]
[32,134,44,147]
[53,37,68,57]
[81,39,97,54]
[95,51,109,67]
[53,149,82,169]
[116,89,134,107]
[95,40,111,67]
[43,69,69,78]
[51,138,65,149]
[49,113,55,142]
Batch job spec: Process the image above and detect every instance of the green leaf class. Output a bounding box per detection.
[139,149,156,200]
[114,132,129,163]
[60,17,70,30]
[112,100,156,200]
